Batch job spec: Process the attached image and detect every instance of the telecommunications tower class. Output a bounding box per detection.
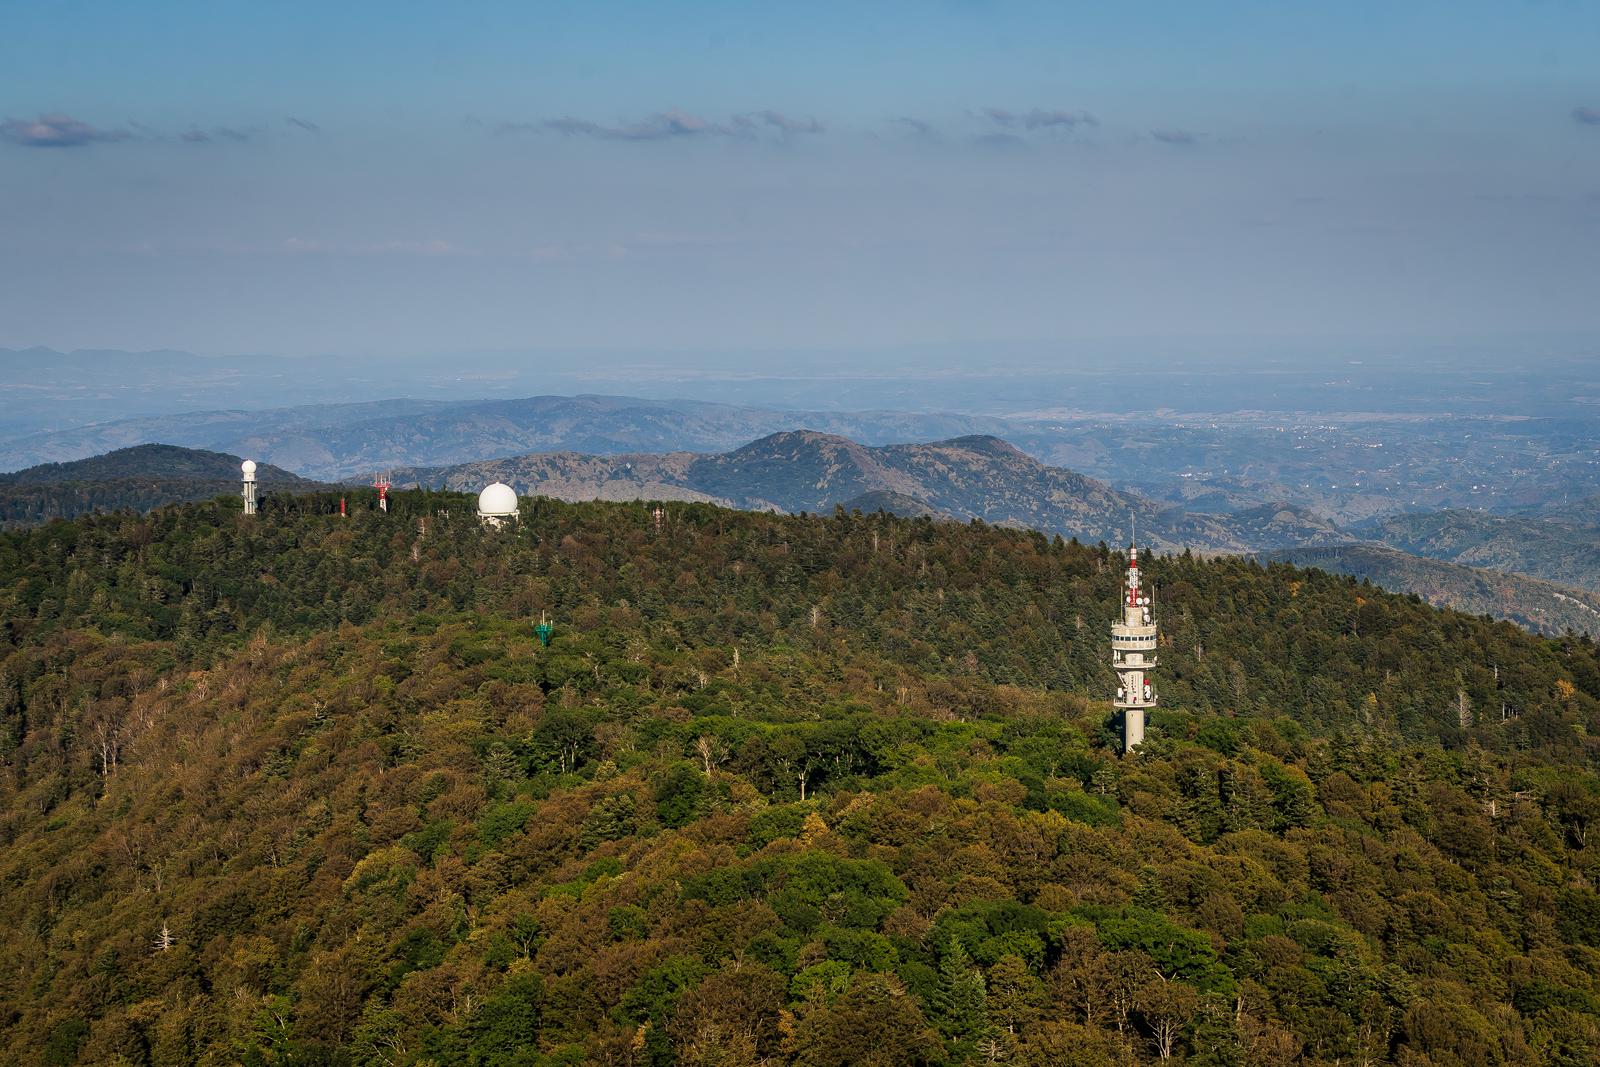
[374,473,392,513]
[241,460,258,516]
[1111,531,1158,753]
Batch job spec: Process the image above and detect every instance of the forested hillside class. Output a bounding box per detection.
[1,493,1598,1065]
[1354,511,1600,594]
[0,445,312,528]
[1263,544,1600,639]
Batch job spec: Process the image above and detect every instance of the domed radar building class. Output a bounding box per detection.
[241,460,258,515]
[477,482,519,527]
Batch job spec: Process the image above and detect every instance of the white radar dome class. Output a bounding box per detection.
[241,460,257,474]
[477,482,518,517]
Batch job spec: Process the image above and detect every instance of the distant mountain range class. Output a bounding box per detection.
[3,435,1595,637]
[387,430,1350,554]
[0,444,311,527]
[384,430,1600,635]
[1262,544,1600,637]
[0,393,1011,481]
[1353,509,1600,594]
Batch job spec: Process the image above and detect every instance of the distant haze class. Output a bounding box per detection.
[2,2,1599,357]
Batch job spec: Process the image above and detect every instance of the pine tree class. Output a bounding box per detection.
[931,939,987,1040]
[986,954,1044,1036]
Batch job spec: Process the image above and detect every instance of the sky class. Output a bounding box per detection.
[2,0,1599,359]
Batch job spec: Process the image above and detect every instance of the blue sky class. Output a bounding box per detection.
[3,1,1598,357]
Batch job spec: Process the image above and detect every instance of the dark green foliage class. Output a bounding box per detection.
[930,939,987,1039]
[478,801,536,849]
[467,973,544,1064]
[41,1018,88,1067]
[653,762,705,829]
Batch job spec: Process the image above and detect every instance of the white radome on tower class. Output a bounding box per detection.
[241,460,259,515]
[477,482,519,526]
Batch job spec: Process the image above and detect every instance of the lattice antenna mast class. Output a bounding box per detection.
[374,472,392,513]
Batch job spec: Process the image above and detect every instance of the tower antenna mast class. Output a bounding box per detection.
[1111,519,1158,754]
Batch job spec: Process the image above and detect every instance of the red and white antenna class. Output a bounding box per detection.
[1113,510,1157,755]
[373,472,392,513]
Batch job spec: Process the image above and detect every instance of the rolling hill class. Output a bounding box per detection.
[1356,509,1600,593]
[388,430,1349,553]
[0,444,313,527]
[1261,543,1600,637]
[1523,494,1600,526]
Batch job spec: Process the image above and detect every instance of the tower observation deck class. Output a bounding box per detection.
[1112,542,1157,753]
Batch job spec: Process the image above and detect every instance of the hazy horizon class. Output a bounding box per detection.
[4,1,1599,357]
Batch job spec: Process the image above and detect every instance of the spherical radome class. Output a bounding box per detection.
[241,460,257,474]
[478,482,518,516]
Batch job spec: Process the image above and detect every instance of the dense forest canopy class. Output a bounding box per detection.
[1,491,1598,1066]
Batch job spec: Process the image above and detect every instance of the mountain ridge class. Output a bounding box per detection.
[0,443,306,486]
[389,430,1346,554]
[1261,542,1600,637]
[0,444,314,527]
[0,394,1011,479]
[1354,508,1600,593]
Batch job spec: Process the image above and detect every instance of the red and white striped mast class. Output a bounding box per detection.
[1111,516,1158,753]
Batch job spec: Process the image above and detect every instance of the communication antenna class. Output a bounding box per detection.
[534,610,554,648]
[1112,507,1158,755]
[374,473,392,513]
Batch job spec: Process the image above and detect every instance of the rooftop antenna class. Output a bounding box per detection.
[241,460,258,516]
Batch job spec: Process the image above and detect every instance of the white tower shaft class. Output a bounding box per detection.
[241,460,258,516]
[1112,544,1157,753]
